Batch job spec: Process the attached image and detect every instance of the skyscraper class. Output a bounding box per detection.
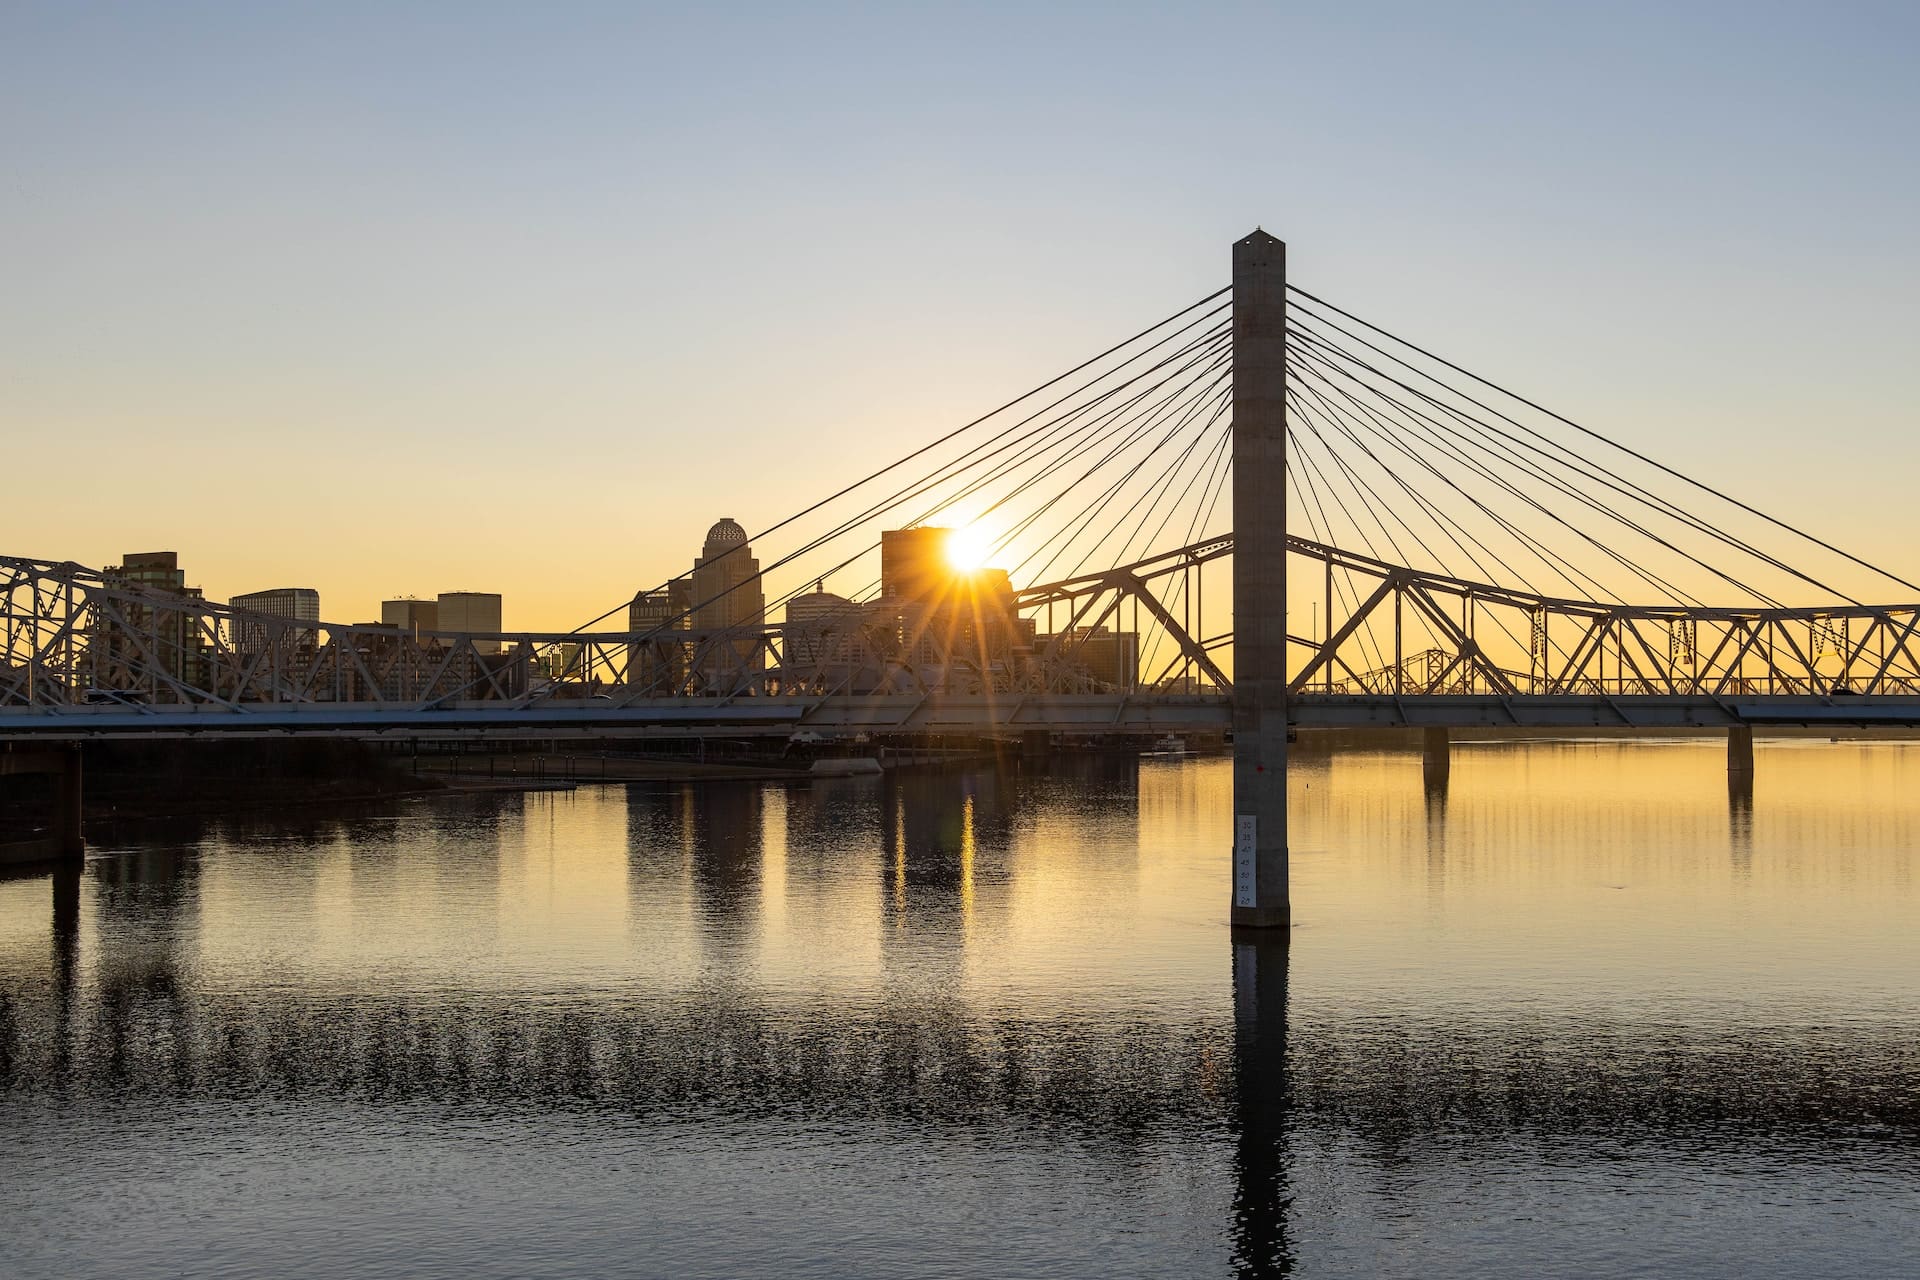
[230,587,320,654]
[783,587,862,682]
[628,576,693,693]
[872,527,1031,690]
[628,576,693,633]
[880,527,952,602]
[381,597,438,638]
[688,518,764,689]
[437,592,503,654]
[690,518,763,631]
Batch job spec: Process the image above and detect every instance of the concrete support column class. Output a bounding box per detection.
[1231,229,1290,930]
[56,747,84,861]
[1421,727,1451,784]
[1727,726,1755,778]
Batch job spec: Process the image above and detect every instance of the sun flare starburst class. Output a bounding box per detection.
[945,524,992,573]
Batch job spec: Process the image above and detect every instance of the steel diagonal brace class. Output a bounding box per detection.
[1117,570,1232,693]
[1549,613,1611,695]
[92,594,240,710]
[1863,612,1920,691]
[1709,619,1768,696]
[1288,573,1398,695]
[1403,587,1515,696]
[1770,621,1825,695]
[1610,625,1662,695]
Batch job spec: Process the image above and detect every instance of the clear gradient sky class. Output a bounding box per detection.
[4,2,1916,628]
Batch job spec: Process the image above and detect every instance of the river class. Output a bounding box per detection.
[2,740,1916,1277]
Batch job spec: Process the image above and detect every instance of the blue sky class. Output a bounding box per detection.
[4,2,1915,623]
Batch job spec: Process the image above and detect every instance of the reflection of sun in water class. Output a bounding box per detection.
[946,524,992,572]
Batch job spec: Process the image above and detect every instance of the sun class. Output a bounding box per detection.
[945,524,993,573]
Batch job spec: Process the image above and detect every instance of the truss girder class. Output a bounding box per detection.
[10,535,1920,728]
[0,545,1230,715]
[1281,538,1920,698]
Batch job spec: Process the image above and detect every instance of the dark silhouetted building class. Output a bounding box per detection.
[91,551,210,693]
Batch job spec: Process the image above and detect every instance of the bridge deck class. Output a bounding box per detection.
[3,694,1919,740]
[1291,694,1920,730]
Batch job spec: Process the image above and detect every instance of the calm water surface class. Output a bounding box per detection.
[3,741,1917,1277]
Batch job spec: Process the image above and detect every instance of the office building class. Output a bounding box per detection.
[690,519,763,631]
[688,518,765,689]
[437,592,503,654]
[110,550,193,595]
[627,576,693,693]
[381,597,439,638]
[230,587,319,654]
[784,588,862,677]
[628,576,693,633]
[537,642,585,683]
[1041,626,1140,690]
[91,551,210,692]
[880,527,953,602]
[872,528,1031,688]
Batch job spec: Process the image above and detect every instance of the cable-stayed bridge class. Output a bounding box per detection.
[7,231,1918,919]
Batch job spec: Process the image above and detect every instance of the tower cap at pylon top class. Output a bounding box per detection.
[1237,227,1284,247]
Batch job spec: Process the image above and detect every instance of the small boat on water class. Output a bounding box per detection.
[1143,734,1189,757]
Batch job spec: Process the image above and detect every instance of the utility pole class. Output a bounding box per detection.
[1231,229,1290,929]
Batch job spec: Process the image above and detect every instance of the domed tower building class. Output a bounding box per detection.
[689,518,766,688]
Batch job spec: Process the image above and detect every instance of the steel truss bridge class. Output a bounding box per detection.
[7,533,1920,740]
[7,230,1920,749]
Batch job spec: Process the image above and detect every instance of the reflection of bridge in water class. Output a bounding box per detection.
[7,757,1919,1276]
[9,231,1920,923]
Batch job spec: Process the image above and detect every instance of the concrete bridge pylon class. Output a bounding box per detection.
[1231,229,1290,930]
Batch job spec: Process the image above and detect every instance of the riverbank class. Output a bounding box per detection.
[0,740,445,841]
[412,751,812,785]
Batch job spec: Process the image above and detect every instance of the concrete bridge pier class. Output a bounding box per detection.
[0,747,84,865]
[1727,726,1755,778]
[58,750,83,859]
[1421,727,1451,787]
